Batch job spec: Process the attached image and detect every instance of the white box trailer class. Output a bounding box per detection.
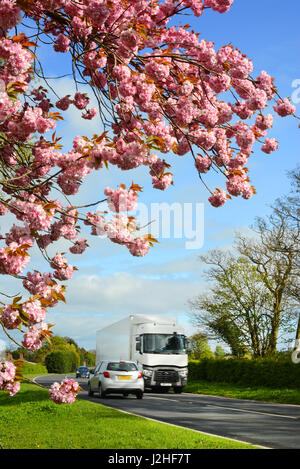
[96,314,189,393]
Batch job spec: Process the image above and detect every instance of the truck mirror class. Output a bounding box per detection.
[136,342,141,352]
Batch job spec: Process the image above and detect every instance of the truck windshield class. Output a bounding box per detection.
[143,334,187,354]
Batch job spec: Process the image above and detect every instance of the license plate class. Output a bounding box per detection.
[119,376,131,380]
[161,383,171,386]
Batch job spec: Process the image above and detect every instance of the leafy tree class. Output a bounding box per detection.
[11,335,91,367]
[190,169,300,358]
[78,348,95,367]
[64,337,79,349]
[188,333,214,360]
[214,345,226,358]
[190,249,297,357]
[272,167,300,351]
[236,215,299,353]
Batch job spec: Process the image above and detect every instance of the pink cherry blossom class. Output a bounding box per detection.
[208,189,227,207]
[261,137,278,154]
[273,98,296,117]
[127,237,150,257]
[22,323,49,351]
[195,156,212,173]
[22,299,47,325]
[0,305,21,330]
[0,1,22,33]
[50,253,74,280]
[255,114,273,131]
[104,186,138,212]
[53,34,70,53]
[0,361,20,396]
[73,92,89,110]
[56,96,71,111]
[49,378,81,404]
[152,173,173,191]
[69,238,88,254]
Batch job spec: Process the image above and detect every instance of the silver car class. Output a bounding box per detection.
[88,360,144,399]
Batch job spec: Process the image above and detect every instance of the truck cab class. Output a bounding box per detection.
[134,323,189,393]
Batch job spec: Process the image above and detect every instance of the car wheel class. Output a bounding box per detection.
[136,391,143,399]
[99,384,106,398]
[88,383,94,396]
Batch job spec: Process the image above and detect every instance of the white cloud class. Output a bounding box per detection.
[42,269,206,349]
[52,271,203,314]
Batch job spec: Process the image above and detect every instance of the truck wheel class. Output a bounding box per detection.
[88,383,94,396]
[136,391,143,399]
[151,386,159,393]
[173,386,183,394]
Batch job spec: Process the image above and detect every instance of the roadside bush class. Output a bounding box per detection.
[45,350,79,374]
[188,357,300,388]
[188,359,207,381]
[68,350,80,372]
[45,351,67,373]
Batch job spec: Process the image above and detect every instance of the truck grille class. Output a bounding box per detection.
[154,369,179,383]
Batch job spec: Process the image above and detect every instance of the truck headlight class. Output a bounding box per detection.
[179,370,188,377]
[143,369,153,377]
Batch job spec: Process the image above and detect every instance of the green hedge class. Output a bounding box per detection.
[45,350,79,374]
[188,358,300,388]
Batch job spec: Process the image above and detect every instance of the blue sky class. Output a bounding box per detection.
[1,0,299,354]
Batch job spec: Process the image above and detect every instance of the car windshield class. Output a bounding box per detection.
[143,334,187,354]
[107,362,138,372]
[78,367,88,371]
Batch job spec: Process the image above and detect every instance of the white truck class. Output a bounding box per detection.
[96,314,189,393]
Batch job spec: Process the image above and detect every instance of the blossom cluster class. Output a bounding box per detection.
[0,361,20,396]
[104,186,138,213]
[49,378,81,404]
[22,323,51,351]
[85,210,151,257]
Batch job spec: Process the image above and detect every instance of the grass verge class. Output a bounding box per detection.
[0,380,260,449]
[185,380,300,405]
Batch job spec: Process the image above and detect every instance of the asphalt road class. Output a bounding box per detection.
[35,375,300,449]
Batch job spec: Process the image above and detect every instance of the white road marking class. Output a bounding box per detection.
[147,396,178,402]
[147,395,298,419]
[205,403,298,420]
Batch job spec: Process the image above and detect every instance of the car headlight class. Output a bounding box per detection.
[143,369,153,377]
